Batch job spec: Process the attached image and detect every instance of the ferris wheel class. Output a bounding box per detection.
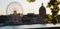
[6,2,23,23]
[6,2,23,16]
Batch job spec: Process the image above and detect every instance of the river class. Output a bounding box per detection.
[0,23,60,29]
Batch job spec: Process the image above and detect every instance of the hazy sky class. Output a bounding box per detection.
[0,0,60,15]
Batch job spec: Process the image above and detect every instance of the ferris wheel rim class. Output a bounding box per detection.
[6,2,23,15]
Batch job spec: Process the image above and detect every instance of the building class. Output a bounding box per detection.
[23,3,48,24]
[39,3,46,15]
[0,3,60,24]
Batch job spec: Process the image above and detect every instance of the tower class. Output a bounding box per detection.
[39,3,46,15]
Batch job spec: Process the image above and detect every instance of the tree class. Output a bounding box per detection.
[47,0,60,25]
[27,0,36,2]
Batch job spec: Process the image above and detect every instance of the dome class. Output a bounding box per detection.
[39,3,46,11]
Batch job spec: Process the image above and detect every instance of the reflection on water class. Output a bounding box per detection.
[0,24,60,29]
[0,26,15,29]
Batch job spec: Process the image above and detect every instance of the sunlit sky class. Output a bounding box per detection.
[0,0,60,15]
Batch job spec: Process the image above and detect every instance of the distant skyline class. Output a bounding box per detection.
[0,0,60,15]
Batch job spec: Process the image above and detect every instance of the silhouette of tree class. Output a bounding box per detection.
[47,0,60,25]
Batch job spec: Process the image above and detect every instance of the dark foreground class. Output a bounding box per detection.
[30,27,60,29]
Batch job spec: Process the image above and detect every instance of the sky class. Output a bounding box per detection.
[0,0,60,15]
